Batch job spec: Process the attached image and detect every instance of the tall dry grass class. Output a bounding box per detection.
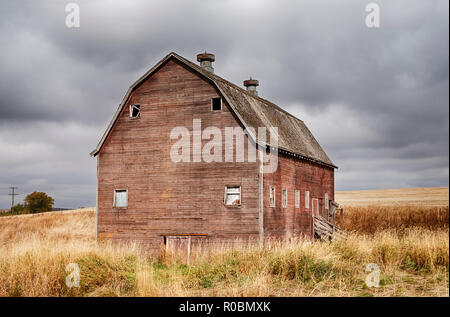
[335,206,449,234]
[0,209,139,297]
[135,228,448,297]
[0,206,448,297]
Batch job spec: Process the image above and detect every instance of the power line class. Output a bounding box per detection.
[8,186,18,208]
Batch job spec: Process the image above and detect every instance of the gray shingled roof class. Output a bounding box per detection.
[91,52,336,169]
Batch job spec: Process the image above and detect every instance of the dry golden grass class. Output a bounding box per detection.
[0,208,138,297]
[0,207,95,245]
[0,204,448,297]
[336,187,449,207]
[336,206,449,234]
[135,229,448,297]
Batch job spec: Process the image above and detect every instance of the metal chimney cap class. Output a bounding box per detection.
[243,77,259,87]
[197,52,215,62]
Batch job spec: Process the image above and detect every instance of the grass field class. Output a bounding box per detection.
[0,190,448,297]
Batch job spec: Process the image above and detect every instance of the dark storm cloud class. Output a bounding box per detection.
[0,0,448,207]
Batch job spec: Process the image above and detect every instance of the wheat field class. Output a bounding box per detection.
[0,192,448,297]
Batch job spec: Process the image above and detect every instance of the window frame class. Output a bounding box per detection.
[324,193,329,210]
[129,104,141,119]
[282,188,287,208]
[211,97,222,111]
[224,185,241,207]
[113,189,128,208]
[295,190,300,208]
[269,186,276,207]
[305,190,310,209]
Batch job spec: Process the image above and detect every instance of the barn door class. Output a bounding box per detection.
[312,198,319,218]
[166,236,191,264]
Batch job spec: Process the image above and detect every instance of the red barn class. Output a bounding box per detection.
[91,52,338,254]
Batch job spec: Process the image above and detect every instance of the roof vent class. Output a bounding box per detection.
[243,77,259,96]
[197,52,215,73]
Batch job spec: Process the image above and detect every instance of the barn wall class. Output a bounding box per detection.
[263,152,334,239]
[97,59,260,253]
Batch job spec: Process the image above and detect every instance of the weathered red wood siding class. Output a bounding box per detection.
[263,153,334,239]
[97,59,260,252]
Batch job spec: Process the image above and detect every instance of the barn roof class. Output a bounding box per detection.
[90,52,336,169]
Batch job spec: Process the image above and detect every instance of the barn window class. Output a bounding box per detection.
[211,97,222,111]
[114,189,128,208]
[282,188,287,208]
[305,190,310,209]
[130,104,141,118]
[295,190,300,208]
[324,193,329,209]
[269,186,276,207]
[224,186,241,206]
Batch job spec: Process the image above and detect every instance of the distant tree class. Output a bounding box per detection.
[10,203,27,215]
[24,192,54,214]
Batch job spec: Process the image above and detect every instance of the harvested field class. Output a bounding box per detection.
[335,187,449,207]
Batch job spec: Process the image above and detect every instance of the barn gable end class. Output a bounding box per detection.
[96,58,260,251]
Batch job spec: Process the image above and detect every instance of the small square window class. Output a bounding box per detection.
[224,186,241,206]
[269,186,276,207]
[114,189,128,208]
[282,188,287,208]
[305,190,310,209]
[295,190,300,208]
[130,104,140,118]
[212,97,222,111]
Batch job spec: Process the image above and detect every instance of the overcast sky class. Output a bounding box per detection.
[0,0,448,208]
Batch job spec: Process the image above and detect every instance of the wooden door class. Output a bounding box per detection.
[312,198,319,217]
[166,236,191,264]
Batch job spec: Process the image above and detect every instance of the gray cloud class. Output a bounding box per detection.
[0,0,448,207]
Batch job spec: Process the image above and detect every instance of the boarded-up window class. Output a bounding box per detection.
[225,186,241,206]
[114,189,127,208]
[305,190,310,209]
[269,186,276,207]
[324,193,329,210]
[130,104,140,118]
[295,190,300,208]
[282,188,287,208]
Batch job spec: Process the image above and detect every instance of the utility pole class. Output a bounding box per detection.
[8,186,18,208]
